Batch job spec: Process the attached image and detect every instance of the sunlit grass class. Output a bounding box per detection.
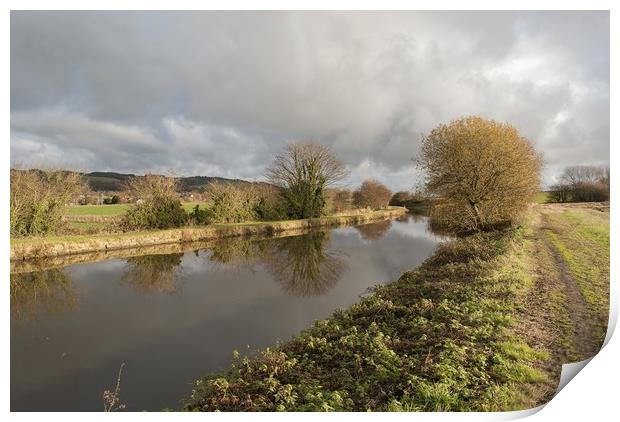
[543,208,609,345]
[533,192,550,204]
[65,202,210,216]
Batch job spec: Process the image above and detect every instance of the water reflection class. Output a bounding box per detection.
[265,231,348,297]
[354,219,392,240]
[10,229,348,323]
[10,216,435,322]
[207,237,267,266]
[121,253,184,295]
[10,269,77,321]
[207,231,348,297]
[396,212,427,224]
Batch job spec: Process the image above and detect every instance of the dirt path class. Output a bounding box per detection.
[541,235,598,359]
[536,207,601,361]
[512,205,603,406]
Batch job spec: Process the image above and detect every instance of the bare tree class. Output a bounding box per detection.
[418,116,543,232]
[266,142,348,218]
[352,180,392,210]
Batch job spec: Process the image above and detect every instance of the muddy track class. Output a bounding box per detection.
[539,213,600,361]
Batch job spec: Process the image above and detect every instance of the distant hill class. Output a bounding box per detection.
[83,172,258,192]
[84,172,136,191]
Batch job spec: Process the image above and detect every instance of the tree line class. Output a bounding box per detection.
[10,115,609,238]
[9,144,395,236]
[548,165,609,203]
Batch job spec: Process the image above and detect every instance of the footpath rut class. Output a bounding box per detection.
[538,211,600,361]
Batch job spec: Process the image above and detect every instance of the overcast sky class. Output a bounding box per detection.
[10,11,609,190]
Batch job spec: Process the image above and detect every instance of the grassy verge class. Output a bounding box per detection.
[541,207,610,347]
[183,223,554,411]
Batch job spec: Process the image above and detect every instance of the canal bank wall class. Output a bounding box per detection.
[11,207,407,262]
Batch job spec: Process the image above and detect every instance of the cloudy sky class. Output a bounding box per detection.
[10,11,609,190]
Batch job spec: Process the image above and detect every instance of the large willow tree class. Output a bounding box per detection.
[267,142,348,218]
[418,116,543,232]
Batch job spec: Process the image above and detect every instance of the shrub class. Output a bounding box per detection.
[121,174,188,230]
[103,195,120,205]
[325,188,352,214]
[253,185,288,221]
[190,205,214,225]
[205,182,258,223]
[418,116,543,232]
[122,197,188,230]
[10,169,86,237]
[352,180,392,210]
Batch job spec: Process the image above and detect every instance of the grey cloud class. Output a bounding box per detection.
[10,11,609,190]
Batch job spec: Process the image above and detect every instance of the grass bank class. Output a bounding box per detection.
[183,203,609,411]
[11,207,406,261]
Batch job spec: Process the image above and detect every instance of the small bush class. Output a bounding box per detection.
[325,188,353,214]
[205,182,258,223]
[122,198,188,230]
[190,205,214,225]
[253,185,288,221]
[121,174,188,230]
[103,196,120,205]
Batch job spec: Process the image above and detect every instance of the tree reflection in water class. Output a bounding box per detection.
[10,269,77,321]
[395,212,426,224]
[207,231,348,297]
[121,253,184,294]
[354,220,392,241]
[264,231,348,297]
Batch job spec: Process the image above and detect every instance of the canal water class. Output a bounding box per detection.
[10,214,443,411]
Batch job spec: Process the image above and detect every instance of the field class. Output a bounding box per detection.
[534,191,550,204]
[65,202,208,217]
